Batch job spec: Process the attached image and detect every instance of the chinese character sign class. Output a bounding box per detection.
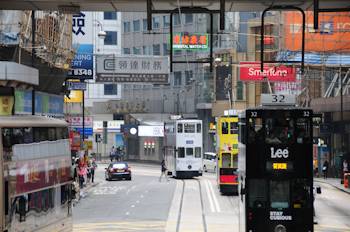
[173,33,208,50]
[95,55,169,84]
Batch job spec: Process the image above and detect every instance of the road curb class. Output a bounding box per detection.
[314,179,350,195]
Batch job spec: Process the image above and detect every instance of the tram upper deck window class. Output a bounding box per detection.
[247,118,262,143]
[196,123,201,133]
[230,122,238,134]
[270,180,290,209]
[265,117,294,144]
[248,179,267,208]
[184,123,195,133]
[222,122,229,134]
[296,118,311,144]
[2,127,33,161]
[177,123,183,133]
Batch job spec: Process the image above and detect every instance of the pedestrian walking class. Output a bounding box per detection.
[322,160,329,179]
[343,159,349,179]
[90,158,98,183]
[110,146,115,162]
[159,159,169,182]
[78,166,85,188]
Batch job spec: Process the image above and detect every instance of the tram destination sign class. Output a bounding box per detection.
[96,55,169,84]
[261,94,296,106]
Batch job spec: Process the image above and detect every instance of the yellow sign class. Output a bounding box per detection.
[64,90,83,103]
[0,96,14,116]
[273,163,287,170]
[84,140,93,150]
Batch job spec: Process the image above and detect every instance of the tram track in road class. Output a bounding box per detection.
[175,179,208,232]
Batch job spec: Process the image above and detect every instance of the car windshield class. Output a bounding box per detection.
[112,163,127,169]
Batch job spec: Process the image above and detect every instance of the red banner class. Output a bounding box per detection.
[12,156,71,196]
[239,62,296,82]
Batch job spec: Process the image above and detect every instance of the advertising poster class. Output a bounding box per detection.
[68,12,94,79]
[0,96,14,115]
[14,90,32,114]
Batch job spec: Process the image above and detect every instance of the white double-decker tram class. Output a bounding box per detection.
[164,119,203,178]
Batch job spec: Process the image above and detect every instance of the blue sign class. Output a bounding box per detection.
[75,127,93,136]
[67,82,87,90]
[68,44,93,79]
[186,140,194,145]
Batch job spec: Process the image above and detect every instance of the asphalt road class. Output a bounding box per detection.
[73,163,176,232]
[314,181,350,232]
[73,163,350,232]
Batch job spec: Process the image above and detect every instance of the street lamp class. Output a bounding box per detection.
[94,19,107,40]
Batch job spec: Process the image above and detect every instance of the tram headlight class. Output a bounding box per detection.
[274,224,286,232]
[188,165,192,170]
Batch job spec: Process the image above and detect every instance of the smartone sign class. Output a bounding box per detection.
[96,55,169,84]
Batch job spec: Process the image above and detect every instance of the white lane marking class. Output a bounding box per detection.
[204,180,216,213]
[140,195,144,198]
[208,179,221,213]
[136,200,140,204]
[126,212,130,215]
[131,205,135,208]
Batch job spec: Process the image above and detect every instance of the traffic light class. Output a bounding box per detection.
[95,134,101,143]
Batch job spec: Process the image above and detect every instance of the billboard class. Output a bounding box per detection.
[68,12,94,79]
[138,125,164,137]
[0,96,14,116]
[283,11,350,52]
[95,55,169,84]
[173,33,208,50]
[215,65,232,101]
[64,90,83,103]
[14,90,32,115]
[239,62,296,82]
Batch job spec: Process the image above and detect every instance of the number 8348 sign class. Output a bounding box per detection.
[261,94,296,106]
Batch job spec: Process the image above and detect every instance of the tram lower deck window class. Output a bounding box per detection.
[270,180,290,209]
[248,179,267,208]
[178,147,185,158]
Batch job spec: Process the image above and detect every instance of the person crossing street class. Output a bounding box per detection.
[159,159,169,182]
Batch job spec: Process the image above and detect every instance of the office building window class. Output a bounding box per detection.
[237,81,245,100]
[143,19,148,31]
[185,70,193,85]
[152,16,160,29]
[173,14,181,25]
[163,15,170,27]
[104,12,117,20]
[133,47,141,55]
[123,22,131,33]
[104,84,118,95]
[104,31,117,45]
[123,48,130,54]
[174,72,182,86]
[153,44,160,55]
[185,14,193,23]
[133,20,140,32]
[163,43,169,55]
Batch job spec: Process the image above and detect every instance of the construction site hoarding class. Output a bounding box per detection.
[283,11,350,52]
[95,55,169,84]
